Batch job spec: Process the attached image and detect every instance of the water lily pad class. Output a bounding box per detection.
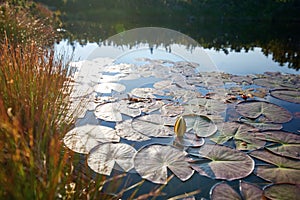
[240,181,263,200]
[210,181,263,200]
[184,115,217,137]
[115,120,150,141]
[174,132,205,147]
[87,143,136,176]
[161,104,185,117]
[134,144,194,184]
[210,182,241,200]
[130,87,164,99]
[184,98,227,116]
[270,89,300,104]
[253,78,281,89]
[239,117,282,131]
[63,125,120,154]
[210,122,265,150]
[153,80,172,90]
[236,101,292,123]
[190,144,254,180]
[250,150,300,184]
[94,82,126,93]
[94,100,141,122]
[253,131,300,159]
[132,114,175,137]
[263,184,300,200]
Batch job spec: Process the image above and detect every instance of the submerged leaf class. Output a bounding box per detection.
[184,115,217,137]
[134,144,194,184]
[236,101,292,123]
[250,150,300,184]
[190,144,254,180]
[87,143,136,176]
[263,184,300,200]
[271,89,300,104]
[63,125,120,154]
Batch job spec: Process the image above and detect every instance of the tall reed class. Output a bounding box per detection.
[0,34,73,198]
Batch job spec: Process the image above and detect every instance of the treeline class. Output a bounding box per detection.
[32,0,300,69]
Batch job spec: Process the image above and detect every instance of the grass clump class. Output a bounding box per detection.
[0,35,73,199]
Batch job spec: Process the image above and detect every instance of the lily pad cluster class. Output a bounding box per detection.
[64,58,300,198]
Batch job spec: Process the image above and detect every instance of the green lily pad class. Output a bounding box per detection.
[184,115,217,138]
[263,184,300,200]
[87,143,136,176]
[210,182,241,200]
[130,87,164,99]
[239,117,282,131]
[250,150,300,184]
[184,98,227,116]
[161,104,185,117]
[94,82,126,93]
[253,131,300,160]
[271,89,300,104]
[63,125,120,154]
[115,119,150,141]
[210,122,265,150]
[134,144,194,184]
[190,144,254,180]
[236,101,292,123]
[94,100,141,122]
[132,114,175,137]
[210,181,263,200]
[174,132,205,147]
[240,181,263,200]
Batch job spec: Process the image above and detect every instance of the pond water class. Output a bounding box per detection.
[57,27,300,199]
[49,1,300,199]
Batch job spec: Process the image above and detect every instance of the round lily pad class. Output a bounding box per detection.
[253,131,300,160]
[134,144,194,184]
[94,82,126,93]
[94,100,141,122]
[210,181,263,200]
[210,122,265,150]
[250,150,300,184]
[263,184,300,200]
[210,182,241,200]
[63,125,120,154]
[115,120,150,141]
[87,143,136,176]
[236,100,292,123]
[132,114,175,137]
[240,181,263,200]
[184,114,217,137]
[190,144,254,180]
[270,89,300,104]
[174,132,205,147]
